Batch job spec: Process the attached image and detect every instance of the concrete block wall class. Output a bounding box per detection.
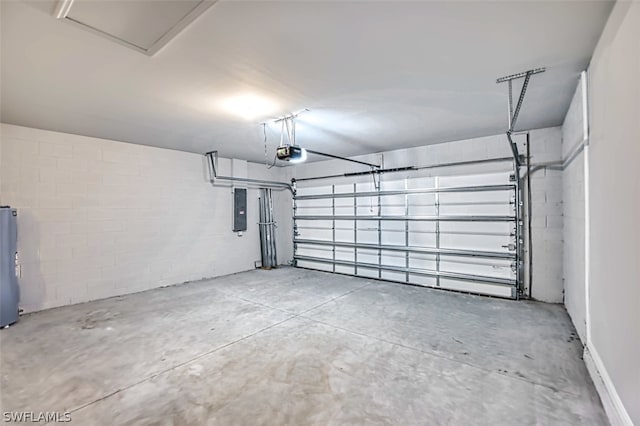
[561,76,587,341]
[525,127,564,303]
[0,124,289,312]
[292,127,564,302]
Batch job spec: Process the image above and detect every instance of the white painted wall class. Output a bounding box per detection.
[290,127,564,302]
[0,124,290,312]
[585,2,640,424]
[561,76,587,342]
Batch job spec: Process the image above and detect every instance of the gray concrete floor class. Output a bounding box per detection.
[1,267,606,425]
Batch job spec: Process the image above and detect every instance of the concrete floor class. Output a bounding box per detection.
[1,267,606,425]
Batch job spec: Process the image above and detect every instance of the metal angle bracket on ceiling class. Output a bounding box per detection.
[496,67,546,167]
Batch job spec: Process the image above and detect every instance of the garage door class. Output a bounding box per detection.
[293,171,520,298]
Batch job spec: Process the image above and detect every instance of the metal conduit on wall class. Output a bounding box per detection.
[258,188,278,269]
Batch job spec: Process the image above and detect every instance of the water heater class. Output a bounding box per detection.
[0,207,19,327]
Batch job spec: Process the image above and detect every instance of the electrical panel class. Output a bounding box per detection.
[233,188,247,232]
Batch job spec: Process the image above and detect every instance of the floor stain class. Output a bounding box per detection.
[78,310,119,329]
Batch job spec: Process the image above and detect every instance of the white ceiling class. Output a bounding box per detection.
[1,0,613,162]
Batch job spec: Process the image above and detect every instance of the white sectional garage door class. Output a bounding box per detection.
[293,172,519,298]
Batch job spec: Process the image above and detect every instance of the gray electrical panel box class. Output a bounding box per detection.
[233,188,247,232]
[1,207,19,327]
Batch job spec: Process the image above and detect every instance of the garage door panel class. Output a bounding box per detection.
[381,270,407,282]
[440,234,510,252]
[380,196,406,215]
[297,260,334,272]
[296,245,332,259]
[381,179,406,190]
[357,268,380,279]
[439,172,510,187]
[296,185,332,196]
[408,274,438,287]
[357,249,378,264]
[439,203,512,216]
[335,231,354,243]
[335,265,354,275]
[381,252,406,267]
[407,177,437,189]
[439,221,510,234]
[439,279,512,298]
[408,253,437,271]
[440,257,513,279]
[381,229,405,245]
[408,221,436,233]
[356,228,378,244]
[408,231,436,247]
[293,171,520,299]
[297,227,332,241]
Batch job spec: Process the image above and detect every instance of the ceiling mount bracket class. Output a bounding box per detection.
[497,67,546,133]
[496,67,546,166]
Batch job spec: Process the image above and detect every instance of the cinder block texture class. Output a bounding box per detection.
[0,124,290,312]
